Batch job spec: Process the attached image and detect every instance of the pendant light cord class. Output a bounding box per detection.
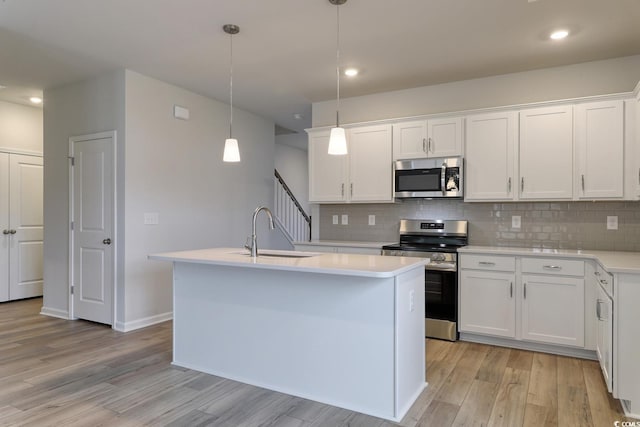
[229,32,234,139]
[335,3,341,128]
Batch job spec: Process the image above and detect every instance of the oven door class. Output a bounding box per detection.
[425,267,458,341]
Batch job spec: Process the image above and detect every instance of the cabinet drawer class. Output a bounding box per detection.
[460,254,516,272]
[521,257,584,276]
[595,263,613,296]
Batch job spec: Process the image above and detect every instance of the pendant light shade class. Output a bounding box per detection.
[223,138,240,162]
[328,127,347,155]
[328,0,348,156]
[223,24,241,162]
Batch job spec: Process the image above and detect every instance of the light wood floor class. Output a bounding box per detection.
[0,297,633,427]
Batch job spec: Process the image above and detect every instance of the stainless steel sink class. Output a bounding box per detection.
[228,249,319,258]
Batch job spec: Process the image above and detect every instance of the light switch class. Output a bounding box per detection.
[341,214,348,225]
[368,215,376,226]
[607,216,618,230]
[144,212,159,225]
[512,215,521,229]
[332,215,339,225]
[173,105,190,120]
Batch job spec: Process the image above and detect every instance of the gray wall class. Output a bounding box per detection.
[319,201,640,252]
[313,55,640,127]
[274,137,309,213]
[0,100,42,153]
[43,70,126,317]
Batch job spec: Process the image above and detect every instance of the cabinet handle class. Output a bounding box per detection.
[510,282,513,298]
[543,265,562,270]
[596,299,602,320]
[524,282,527,299]
[2,229,9,235]
[478,261,496,266]
[428,138,433,153]
[9,229,16,234]
[350,183,353,196]
[508,177,511,193]
[341,183,344,197]
[521,177,524,193]
[594,271,601,277]
[581,174,585,192]
[422,138,427,153]
[600,279,608,285]
[638,168,640,185]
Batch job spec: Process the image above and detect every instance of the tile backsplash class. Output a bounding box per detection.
[318,200,640,252]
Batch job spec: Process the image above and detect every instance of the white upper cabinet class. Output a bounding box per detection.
[308,130,348,203]
[519,105,574,200]
[393,117,463,160]
[308,125,393,204]
[575,100,624,199]
[464,111,518,201]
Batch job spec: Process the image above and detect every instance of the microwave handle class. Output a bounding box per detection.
[441,162,447,196]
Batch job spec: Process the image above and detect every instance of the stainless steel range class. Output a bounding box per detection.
[382,219,468,341]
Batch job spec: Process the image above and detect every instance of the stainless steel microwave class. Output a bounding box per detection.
[394,157,463,199]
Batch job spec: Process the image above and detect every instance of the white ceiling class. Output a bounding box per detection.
[0,0,639,134]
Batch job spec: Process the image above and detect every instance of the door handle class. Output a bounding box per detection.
[103,238,112,245]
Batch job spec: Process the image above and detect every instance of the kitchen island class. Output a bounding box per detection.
[149,248,428,422]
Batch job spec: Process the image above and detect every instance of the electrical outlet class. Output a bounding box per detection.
[607,216,618,230]
[512,215,521,229]
[144,212,159,225]
[341,214,348,225]
[368,215,376,226]
[332,215,339,225]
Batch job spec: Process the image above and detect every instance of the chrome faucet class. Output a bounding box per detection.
[246,206,275,257]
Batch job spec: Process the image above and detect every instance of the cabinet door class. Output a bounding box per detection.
[465,112,517,201]
[308,130,348,203]
[596,283,613,393]
[521,274,584,347]
[575,100,624,199]
[519,106,573,199]
[459,270,516,338]
[0,153,8,302]
[427,117,463,157]
[393,121,427,160]
[349,124,393,202]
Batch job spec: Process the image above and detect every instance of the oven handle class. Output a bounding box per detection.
[441,162,447,196]
[426,264,457,272]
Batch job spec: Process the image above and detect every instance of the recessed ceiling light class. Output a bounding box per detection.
[29,97,43,104]
[550,29,569,40]
[344,68,359,77]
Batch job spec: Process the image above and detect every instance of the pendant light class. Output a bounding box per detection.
[327,0,348,155]
[223,24,241,162]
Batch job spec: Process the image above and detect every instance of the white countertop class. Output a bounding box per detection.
[460,245,640,274]
[293,240,394,248]
[149,247,427,278]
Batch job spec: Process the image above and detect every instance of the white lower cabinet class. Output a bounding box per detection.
[460,253,586,349]
[521,274,584,347]
[595,275,613,393]
[459,269,516,338]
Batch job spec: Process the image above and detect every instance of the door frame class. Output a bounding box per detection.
[68,131,118,326]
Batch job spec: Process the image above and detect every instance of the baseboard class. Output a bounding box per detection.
[460,333,598,360]
[40,306,70,320]
[113,311,173,332]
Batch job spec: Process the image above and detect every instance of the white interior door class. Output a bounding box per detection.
[0,153,9,302]
[71,133,115,325]
[8,154,44,300]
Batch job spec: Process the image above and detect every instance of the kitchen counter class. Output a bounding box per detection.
[459,246,640,274]
[149,247,426,278]
[149,247,427,421]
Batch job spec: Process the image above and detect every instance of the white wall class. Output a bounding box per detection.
[275,136,309,214]
[312,55,640,127]
[123,70,279,326]
[0,100,42,153]
[42,70,126,318]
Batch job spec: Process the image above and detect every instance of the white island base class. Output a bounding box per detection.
[151,249,427,422]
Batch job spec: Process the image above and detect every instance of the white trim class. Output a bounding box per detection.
[306,91,635,133]
[40,306,71,320]
[0,147,43,156]
[460,332,598,360]
[621,400,640,420]
[113,311,173,332]
[68,131,117,326]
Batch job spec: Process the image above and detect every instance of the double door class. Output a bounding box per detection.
[0,153,44,302]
